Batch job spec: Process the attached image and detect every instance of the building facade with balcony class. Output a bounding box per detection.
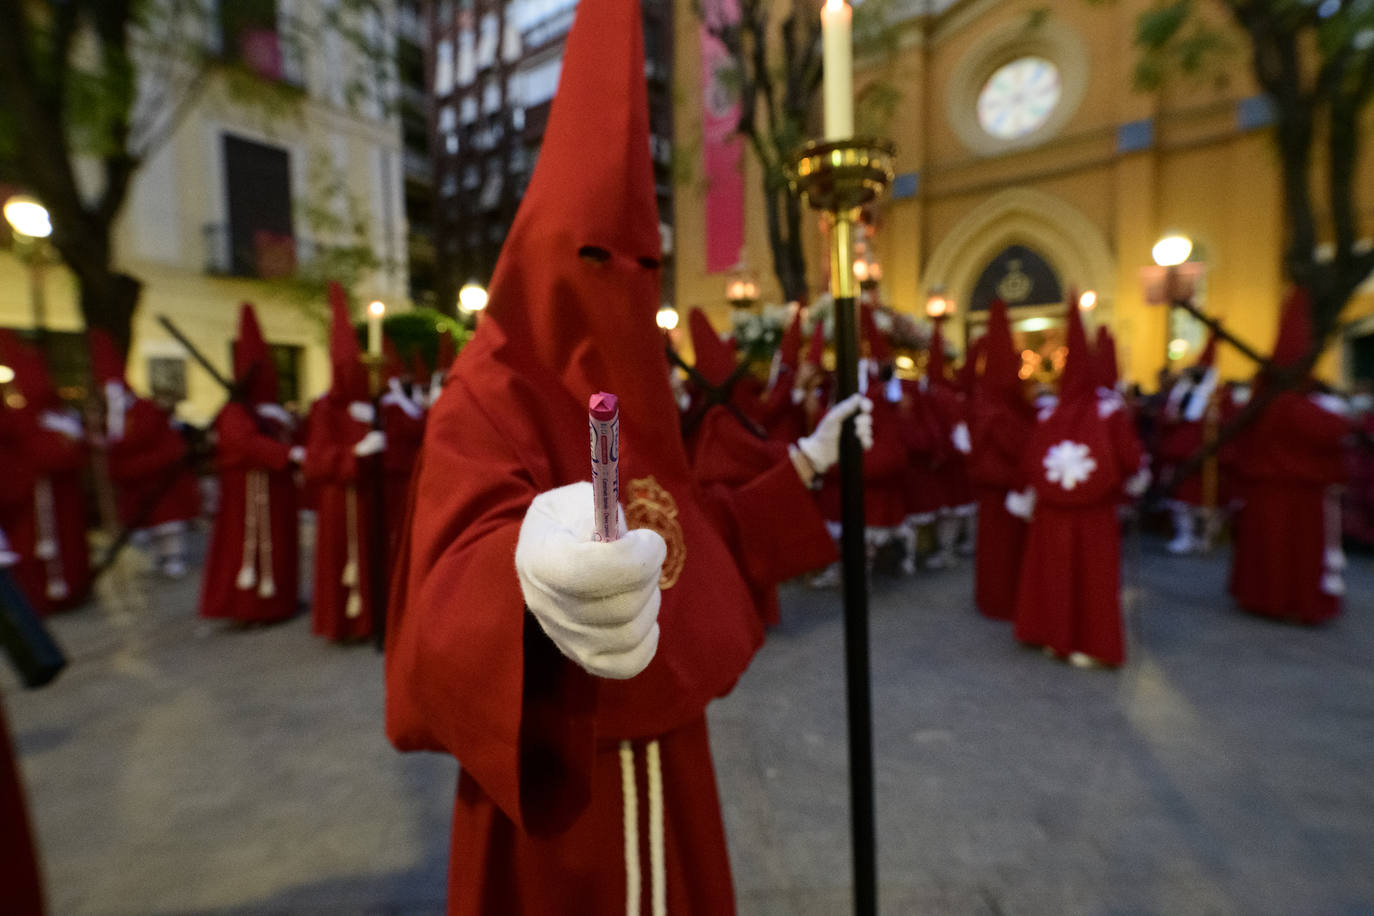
[427,0,675,314]
[0,1,409,424]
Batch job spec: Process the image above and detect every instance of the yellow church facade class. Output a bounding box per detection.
[672,0,1374,387]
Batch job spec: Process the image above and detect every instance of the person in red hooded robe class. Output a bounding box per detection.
[90,330,201,578]
[757,307,809,444]
[1156,334,1224,553]
[1228,289,1350,624]
[302,284,387,642]
[198,304,303,625]
[0,332,91,613]
[379,337,427,564]
[1009,297,1144,667]
[383,0,869,907]
[0,700,45,915]
[967,300,1034,620]
[857,305,912,560]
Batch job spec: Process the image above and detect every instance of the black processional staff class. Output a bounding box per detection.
[788,133,896,914]
[0,565,66,689]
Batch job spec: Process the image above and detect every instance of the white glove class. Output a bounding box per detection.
[798,394,874,475]
[347,401,375,425]
[1005,488,1036,520]
[1124,466,1152,498]
[39,410,83,440]
[256,403,295,427]
[353,430,386,456]
[0,528,17,567]
[515,482,666,680]
[288,445,306,464]
[950,421,971,455]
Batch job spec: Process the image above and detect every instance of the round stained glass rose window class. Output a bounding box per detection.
[977,57,1062,140]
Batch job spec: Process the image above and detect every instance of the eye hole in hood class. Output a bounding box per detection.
[578,245,611,264]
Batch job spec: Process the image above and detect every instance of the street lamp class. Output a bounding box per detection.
[655,303,679,330]
[458,281,489,314]
[3,195,53,335]
[1152,234,1193,268]
[725,274,760,309]
[925,290,952,319]
[1078,290,1098,311]
[4,197,52,239]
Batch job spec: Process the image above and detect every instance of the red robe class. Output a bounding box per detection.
[898,379,952,523]
[303,397,381,641]
[1228,391,1348,624]
[0,701,45,915]
[199,404,300,624]
[967,397,1033,621]
[0,407,90,614]
[385,334,835,914]
[106,398,200,530]
[1014,397,1142,665]
[380,391,426,565]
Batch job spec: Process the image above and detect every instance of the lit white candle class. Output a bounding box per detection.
[367,300,385,357]
[821,0,853,140]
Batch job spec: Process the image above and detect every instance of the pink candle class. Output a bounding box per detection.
[588,392,620,542]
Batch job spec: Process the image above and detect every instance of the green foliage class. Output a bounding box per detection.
[353,307,471,373]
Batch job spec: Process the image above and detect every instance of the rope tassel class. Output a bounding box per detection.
[34,479,67,600]
[237,472,260,591]
[254,471,276,598]
[343,487,361,618]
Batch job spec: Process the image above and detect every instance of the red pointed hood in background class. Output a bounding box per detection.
[861,305,892,364]
[1194,332,1218,369]
[1270,287,1313,369]
[1059,292,1096,403]
[234,303,279,404]
[435,328,456,372]
[1094,325,1119,390]
[777,307,802,373]
[804,317,826,369]
[979,299,1022,406]
[0,330,60,409]
[688,308,736,388]
[466,0,688,481]
[928,317,948,385]
[327,281,369,402]
[88,329,127,389]
[383,337,405,382]
[958,336,984,397]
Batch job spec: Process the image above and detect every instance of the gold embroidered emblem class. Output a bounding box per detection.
[625,476,685,589]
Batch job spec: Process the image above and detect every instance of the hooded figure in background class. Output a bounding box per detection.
[966,300,1034,620]
[379,337,427,564]
[920,317,975,568]
[383,0,867,907]
[1010,297,1143,667]
[90,330,201,578]
[302,284,386,642]
[0,331,91,613]
[1228,289,1349,624]
[757,306,808,443]
[1157,333,1222,553]
[199,304,303,625]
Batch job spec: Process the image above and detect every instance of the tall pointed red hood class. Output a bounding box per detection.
[1271,287,1313,369]
[234,303,278,404]
[1059,292,1095,403]
[1094,325,1119,390]
[0,330,60,409]
[777,308,803,373]
[89,329,127,389]
[928,318,948,385]
[471,0,687,479]
[861,305,892,364]
[688,309,736,388]
[327,281,368,402]
[980,298,1022,406]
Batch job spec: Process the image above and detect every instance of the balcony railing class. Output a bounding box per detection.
[204,224,313,279]
[522,6,576,50]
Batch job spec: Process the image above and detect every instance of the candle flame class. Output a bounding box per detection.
[825,0,846,10]
[368,300,386,317]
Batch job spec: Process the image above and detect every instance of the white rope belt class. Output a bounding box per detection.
[620,739,665,916]
[342,486,362,618]
[236,471,277,598]
[34,478,68,600]
[1322,486,1346,597]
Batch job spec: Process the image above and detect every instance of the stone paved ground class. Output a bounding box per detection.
[4,527,1373,915]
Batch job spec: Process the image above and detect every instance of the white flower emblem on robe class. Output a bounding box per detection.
[1043,440,1097,491]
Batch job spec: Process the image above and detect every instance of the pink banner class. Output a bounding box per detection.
[701,0,744,273]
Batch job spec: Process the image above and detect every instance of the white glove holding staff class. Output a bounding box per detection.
[797,393,874,475]
[516,482,666,680]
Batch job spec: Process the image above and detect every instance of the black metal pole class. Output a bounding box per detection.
[833,284,876,915]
